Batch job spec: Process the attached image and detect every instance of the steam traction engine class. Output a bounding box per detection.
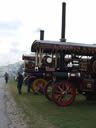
[31,40,96,106]
[22,55,35,73]
[22,55,37,90]
[22,49,53,93]
[30,2,96,105]
[22,30,51,93]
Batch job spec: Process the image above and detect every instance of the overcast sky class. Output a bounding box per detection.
[0,0,96,66]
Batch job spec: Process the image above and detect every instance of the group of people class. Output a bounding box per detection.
[16,72,44,95]
[3,71,44,95]
[4,71,44,95]
[16,72,31,94]
[4,72,30,94]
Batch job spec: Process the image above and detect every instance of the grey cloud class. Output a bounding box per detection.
[10,41,31,52]
[10,48,20,53]
[0,31,16,37]
[10,41,20,48]
[0,20,23,30]
[0,47,30,66]
[0,40,3,44]
[9,47,28,54]
[33,27,42,33]
[0,20,23,37]
[0,51,21,66]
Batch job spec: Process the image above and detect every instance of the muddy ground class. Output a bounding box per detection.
[0,78,30,128]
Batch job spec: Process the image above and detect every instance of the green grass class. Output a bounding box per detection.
[8,79,96,128]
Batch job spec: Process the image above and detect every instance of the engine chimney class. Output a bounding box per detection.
[60,2,66,71]
[40,30,44,40]
[60,2,66,42]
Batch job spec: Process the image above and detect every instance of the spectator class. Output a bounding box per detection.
[4,72,9,84]
[16,72,23,94]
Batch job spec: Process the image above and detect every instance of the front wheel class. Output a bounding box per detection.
[52,81,76,106]
[32,79,47,93]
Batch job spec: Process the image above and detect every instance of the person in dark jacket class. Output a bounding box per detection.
[16,72,23,94]
[4,72,9,84]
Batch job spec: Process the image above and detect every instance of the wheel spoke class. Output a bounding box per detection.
[61,83,65,90]
[64,94,72,102]
[57,86,63,92]
[56,95,62,101]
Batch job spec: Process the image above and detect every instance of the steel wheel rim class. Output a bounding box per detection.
[32,79,47,93]
[53,82,76,106]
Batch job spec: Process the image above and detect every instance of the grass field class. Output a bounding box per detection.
[8,79,96,128]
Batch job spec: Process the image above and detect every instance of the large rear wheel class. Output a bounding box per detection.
[52,81,76,106]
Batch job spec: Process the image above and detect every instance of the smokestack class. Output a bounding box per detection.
[40,30,44,40]
[61,2,66,42]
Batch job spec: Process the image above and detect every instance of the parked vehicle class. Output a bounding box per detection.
[32,39,96,106]
[31,1,96,106]
[22,31,53,93]
[22,55,36,91]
